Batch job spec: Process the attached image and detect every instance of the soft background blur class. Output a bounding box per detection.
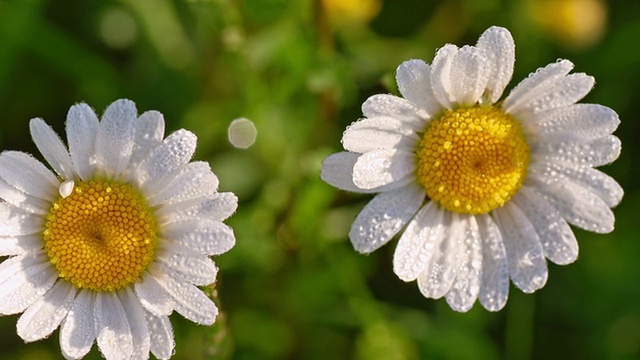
[0,0,639,359]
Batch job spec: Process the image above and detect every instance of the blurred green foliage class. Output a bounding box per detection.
[0,0,639,359]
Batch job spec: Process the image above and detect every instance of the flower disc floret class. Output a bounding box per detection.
[44,180,158,292]
[416,106,530,214]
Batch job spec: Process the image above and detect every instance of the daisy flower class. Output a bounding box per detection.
[321,26,622,312]
[0,99,237,359]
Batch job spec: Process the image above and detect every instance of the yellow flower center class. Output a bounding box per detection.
[416,106,530,214]
[44,180,158,292]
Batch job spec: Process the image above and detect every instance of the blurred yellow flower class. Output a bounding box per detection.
[322,0,381,24]
[530,0,608,49]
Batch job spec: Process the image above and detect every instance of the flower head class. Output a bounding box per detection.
[0,99,237,359]
[321,26,622,312]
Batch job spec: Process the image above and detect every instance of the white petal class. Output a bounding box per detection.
[95,292,133,360]
[393,201,445,281]
[528,175,615,233]
[60,290,96,360]
[533,135,621,168]
[66,103,99,181]
[148,161,219,206]
[395,59,441,116]
[0,178,50,215]
[477,214,509,312]
[125,110,166,179]
[352,149,415,190]
[0,259,58,315]
[29,118,75,179]
[0,203,44,236]
[476,26,515,103]
[529,160,623,207]
[135,272,175,317]
[349,183,425,254]
[342,116,417,153]
[361,94,430,129]
[503,59,574,114]
[120,288,151,360]
[417,212,464,299]
[0,151,58,201]
[146,312,175,360]
[514,187,578,265]
[0,253,44,287]
[164,219,235,256]
[445,215,482,312]
[510,73,594,117]
[0,235,42,256]
[430,44,458,109]
[321,152,397,194]
[135,129,197,193]
[493,202,548,293]
[158,245,218,286]
[156,192,238,224]
[153,272,218,325]
[526,104,620,142]
[17,280,76,342]
[449,46,490,106]
[58,179,75,198]
[94,99,138,178]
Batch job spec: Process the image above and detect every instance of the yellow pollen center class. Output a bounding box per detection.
[416,106,530,214]
[44,180,158,292]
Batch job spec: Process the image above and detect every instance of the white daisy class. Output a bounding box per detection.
[321,26,622,312]
[0,99,237,359]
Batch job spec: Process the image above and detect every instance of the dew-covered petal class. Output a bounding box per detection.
[449,46,490,106]
[529,160,623,208]
[135,272,175,317]
[445,215,482,312]
[514,187,579,265]
[477,214,509,312]
[156,192,238,224]
[126,110,166,179]
[393,201,445,281]
[0,253,45,288]
[526,104,620,141]
[430,44,458,109]
[0,178,50,215]
[29,118,75,179]
[0,151,58,201]
[476,26,515,103]
[342,116,417,153]
[95,292,133,360]
[361,94,430,129]
[320,152,398,194]
[533,135,621,168]
[493,202,548,293]
[352,148,415,190]
[17,280,76,342]
[154,272,218,325]
[528,175,615,233]
[417,212,464,299]
[510,73,594,117]
[158,247,218,286]
[66,103,99,181]
[148,161,219,206]
[395,59,441,116]
[135,129,197,193]
[60,289,96,360]
[350,183,425,254]
[94,99,137,178]
[164,219,235,256]
[0,235,42,256]
[0,203,44,236]
[503,59,574,114]
[0,260,58,315]
[120,288,151,360]
[146,312,175,360]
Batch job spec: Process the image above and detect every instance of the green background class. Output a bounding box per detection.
[0,0,638,359]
